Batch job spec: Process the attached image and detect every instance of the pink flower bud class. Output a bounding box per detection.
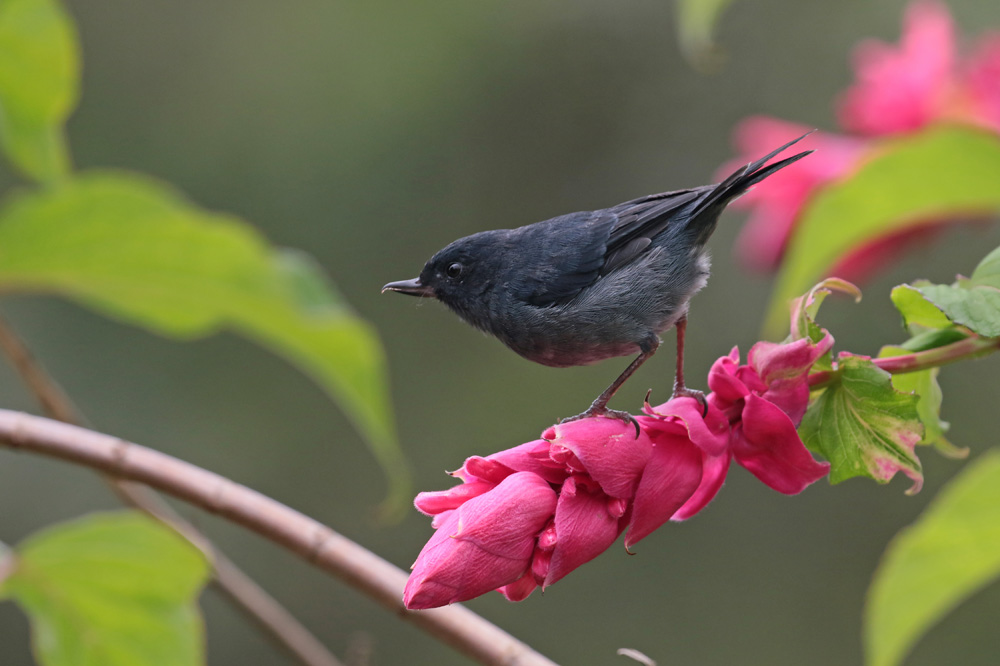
[403,472,557,609]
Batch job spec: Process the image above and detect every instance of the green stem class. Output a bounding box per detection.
[808,335,1000,389]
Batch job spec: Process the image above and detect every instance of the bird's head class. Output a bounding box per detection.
[382,230,508,326]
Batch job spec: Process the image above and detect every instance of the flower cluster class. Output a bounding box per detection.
[403,336,832,609]
[724,1,1000,280]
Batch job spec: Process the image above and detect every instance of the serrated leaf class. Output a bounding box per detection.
[0,172,410,512]
[765,127,1000,336]
[0,512,209,666]
[799,356,923,493]
[914,282,1000,338]
[877,345,966,459]
[890,284,954,332]
[865,450,1000,666]
[0,0,79,182]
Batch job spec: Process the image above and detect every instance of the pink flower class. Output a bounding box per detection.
[404,472,557,609]
[726,1,1000,279]
[404,340,834,609]
[963,35,1000,132]
[704,336,833,494]
[404,415,714,608]
[839,1,956,136]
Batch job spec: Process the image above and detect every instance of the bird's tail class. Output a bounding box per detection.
[686,132,814,244]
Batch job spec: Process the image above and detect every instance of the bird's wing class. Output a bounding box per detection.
[513,133,814,307]
[512,211,616,307]
[600,188,706,276]
[513,190,707,307]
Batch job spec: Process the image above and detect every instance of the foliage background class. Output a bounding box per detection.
[1,0,998,664]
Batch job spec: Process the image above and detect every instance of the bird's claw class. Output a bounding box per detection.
[561,407,641,438]
[671,385,708,417]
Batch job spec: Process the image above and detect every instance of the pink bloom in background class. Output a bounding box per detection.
[839,1,956,136]
[964,37,1000,131]
[404,337,833,609]
[726,1,1000,278]
[722,118,866,273]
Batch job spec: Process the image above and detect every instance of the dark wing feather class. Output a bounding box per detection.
[513,132,815,306]
[513,211,616,307]
[599,188,705,276]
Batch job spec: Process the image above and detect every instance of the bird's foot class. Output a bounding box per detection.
[561,406,640,438]
[671,384,708,417]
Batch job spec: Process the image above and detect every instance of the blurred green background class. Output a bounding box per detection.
[2,0,999,664]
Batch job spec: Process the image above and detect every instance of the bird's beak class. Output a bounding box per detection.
[381,277,435,298]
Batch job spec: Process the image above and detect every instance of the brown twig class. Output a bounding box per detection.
[0,317,343,666]
[108,481,343,666]
[0,410,560,666]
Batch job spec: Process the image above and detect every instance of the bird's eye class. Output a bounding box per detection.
[446,262,464,279]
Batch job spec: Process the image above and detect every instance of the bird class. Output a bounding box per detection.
[383,134,812,432]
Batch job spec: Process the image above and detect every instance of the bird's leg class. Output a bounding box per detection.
[561,338,659,437]
[670,315,707,414]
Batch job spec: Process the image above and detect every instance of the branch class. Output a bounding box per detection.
[0,316,343,666]
[110,481,344,666]
[0,410,560,666]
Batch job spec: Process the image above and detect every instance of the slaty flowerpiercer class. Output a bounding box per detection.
[383,135,812,430]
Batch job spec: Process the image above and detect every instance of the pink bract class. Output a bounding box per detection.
[404,472,557,609]
[707,342,831,494]
[404,340,835,608]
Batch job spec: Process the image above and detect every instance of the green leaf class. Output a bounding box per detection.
[890,283,954,332]
[799,356,923,493]
[0,0,79,182]
[0,172,410,513]
[898,327,969,352]
[675,0,736,68]
[865,449,1000,666]
[765,127,1000,336]
[0,512,209,666]
[877,345,966,459]
[889,244,1000,339]
[970,244,1000,289]
[914,282,1000,338]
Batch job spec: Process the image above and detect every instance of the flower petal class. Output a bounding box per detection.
[643,396,731,457]
[544,476,623,587]
[404,472,557,609]
[672,452,732,521]
[750,335,834,424]
[414,480,495,516]
[706,347,749,405]
[544,418,653,499]
[750,336,833,385]
[498,569,538,602]
[488,439,569,484]
[454,455,513,484]
[732,394,830,494]
[625,433,704,548]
